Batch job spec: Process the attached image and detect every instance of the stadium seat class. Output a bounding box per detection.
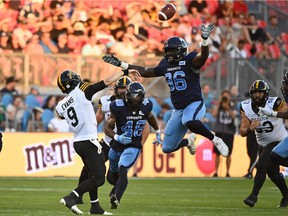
[269,44,281,59]
[281,33,288,43]
[257,20,267,28]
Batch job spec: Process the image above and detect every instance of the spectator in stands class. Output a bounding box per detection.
[18,0,44,23]
[0,31,13,53]
[56,33,72,53]
[233,0,248,19]
[229,39,247,58]
[187,0,210,20]
[231,13,250,45]
[48,113,70,132]
[217,0,234,19]
[266,15,282,45]
[39,32,59,53]
[81,33,105,56]
[139,39,162,57]
[245,13,269,44]
[105,8,126,39]
[13,20,33,49]
[24,34,44,54]
[70,0,88,23]
[62,0,74,19]
[257,42,272,59]
[176,13,193,44]
[219,16,233,50]
[50,13,71,43]
[0,76,19,95]
[41,95,56,131]
[25,85,42,109]
[5,95,26,131]
[27,106,44,132]
[189,27,202,52]
[109,33,138,57]
[10,33,23,52]
[212,90,237,177]
[201,83,215,130]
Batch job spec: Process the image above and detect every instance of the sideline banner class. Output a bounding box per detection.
[0,133,250,177]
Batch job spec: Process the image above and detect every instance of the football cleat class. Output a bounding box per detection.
[212,136,229,157]
[277,196,288,208]
[110,194,120,209]
[243,194,257,207]
[60,194,83,215]
[186,133,196,155]
[89,202,113,215]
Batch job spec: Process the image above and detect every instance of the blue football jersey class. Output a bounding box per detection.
[109,98,153,151]
[154,52,203,109]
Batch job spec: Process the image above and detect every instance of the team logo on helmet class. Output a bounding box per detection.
[57,70,81,94]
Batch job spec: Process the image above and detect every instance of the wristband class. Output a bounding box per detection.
[120,62,129,70]
[113,134,118,140]
[123,69,129,76]
[271,111,277,117]
[155,129,160,133]
[201,39,209,46]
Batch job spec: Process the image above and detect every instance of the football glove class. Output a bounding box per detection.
[258,107,277,117]
[152,130,162,146]
[114,132,132,145]
[102,54,129,70]
[201,23,215,40]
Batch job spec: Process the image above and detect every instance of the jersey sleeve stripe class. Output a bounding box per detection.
[275,100,284,111]
[79,82,89,91]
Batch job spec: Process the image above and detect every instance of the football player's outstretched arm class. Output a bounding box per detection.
[102,54,156,77]
[192,23,214,69]
[141,123,150,145]
[104,113,117,139]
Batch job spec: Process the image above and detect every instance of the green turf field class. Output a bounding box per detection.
[0,177,287,216]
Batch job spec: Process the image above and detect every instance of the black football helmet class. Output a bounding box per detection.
[163,36,187,64]
[114,76,132,99]
[126,82,145,109]
[249,80,270,106]
[57,70,81,94]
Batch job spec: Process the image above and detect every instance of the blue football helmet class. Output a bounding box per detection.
[163,36,188,64]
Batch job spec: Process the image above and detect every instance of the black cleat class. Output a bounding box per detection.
[110,194,119,209]
[89,202,113,215]
[243,172,253,179]
[244,194,257,207]
[60,194,83,215]
[277,196,288,208]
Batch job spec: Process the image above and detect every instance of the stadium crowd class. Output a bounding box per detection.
[0,0,287,133]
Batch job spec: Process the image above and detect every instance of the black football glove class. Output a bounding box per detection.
[201,23,215,40]
[102,54,122,67]
[0,132,3,152]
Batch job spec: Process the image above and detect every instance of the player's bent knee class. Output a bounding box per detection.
[107,170,117,185]
[162,146,173,154]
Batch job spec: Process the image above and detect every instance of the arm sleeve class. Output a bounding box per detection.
[82,81,107,101]
[273,97,284,111]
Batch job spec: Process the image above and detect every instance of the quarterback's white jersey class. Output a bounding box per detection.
[99,95,114,145]
[56,84,98,142]
[241,97,287,147]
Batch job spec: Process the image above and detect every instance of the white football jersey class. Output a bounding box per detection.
[241,97,287,146]
[99,95,114,145]
[56,84,98,142]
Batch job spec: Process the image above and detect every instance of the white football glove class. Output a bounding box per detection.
[258,107,277,117]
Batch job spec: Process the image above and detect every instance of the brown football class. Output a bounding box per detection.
[158,3,176,21]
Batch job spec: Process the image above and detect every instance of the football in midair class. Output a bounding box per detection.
[158,3,176,21]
